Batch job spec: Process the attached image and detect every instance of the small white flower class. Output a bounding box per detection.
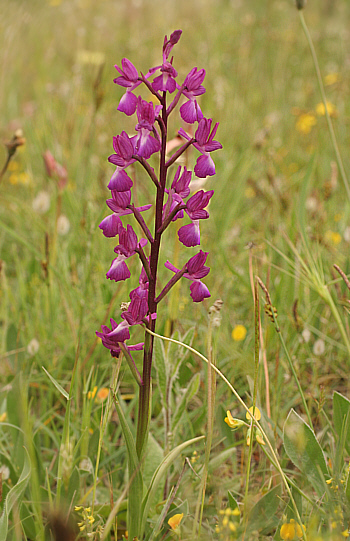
[313,338,325,356]
[344,226,350,243]
[27,338,39,356]
[0,465,10,480]
[302,328,311,343]
[305,196,318,212]
[79,458,94,474]
[57,215,70,235]
[32,191,50,213]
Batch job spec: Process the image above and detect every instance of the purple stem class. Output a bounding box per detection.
[166,83,184,116]
[157,202,186,235]
[133,155,160,189]
[118,343,143,386]
[135,244,152,281]
[155,265,187,304]
[139,72,162,102]
[165,139,195,169]
[128,204,154,243]
[136,91,168,458]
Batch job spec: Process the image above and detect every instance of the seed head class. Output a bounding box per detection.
[295,0,306,9]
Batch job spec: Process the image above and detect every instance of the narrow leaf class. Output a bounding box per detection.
[42,366,69,400]
[172,373,200,430]
[0,447,31,541]
[333,391,350,455]
[140,435,204,539]
[283,409,328,498]
[153,337,168,409]
[113,395,143,540]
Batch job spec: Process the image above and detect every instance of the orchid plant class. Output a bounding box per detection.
[96,30,221,539]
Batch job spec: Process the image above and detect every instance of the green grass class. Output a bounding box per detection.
[1,0,350,539]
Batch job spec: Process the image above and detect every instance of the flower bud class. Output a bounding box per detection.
[295,0,306,9]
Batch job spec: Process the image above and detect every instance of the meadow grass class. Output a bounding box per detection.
[1,0,350,539]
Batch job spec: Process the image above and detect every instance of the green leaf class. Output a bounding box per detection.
[42,366,70,400]
[283,409,328,497]
[140,435,204,539]
[67,466,80,506]
[20,502,37,540]
[346,468,350,503]
[6,324,25,370]
[143,434,164,490]
[153,337,168,410]
[171,327,195,380]
[172,373,200,430]
[228,491,240,517]
[113,395,143,541]
[247,485,281,534]
[0,447,31,541]
[333,391,350,455]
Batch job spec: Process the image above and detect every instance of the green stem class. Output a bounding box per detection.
[298,10,350,203]
[193,316,215,538]
[243,281,260,529]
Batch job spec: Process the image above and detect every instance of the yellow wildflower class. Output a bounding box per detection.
[246,406,261,421]
[87,386,97,399]
[325,230,341,245]
[296,113,317,134]
[232,324,247,341]
[224,410,244,429]
[168,513,184,530]
[315,101,336,117]
[0,412,7,422]
[228,521,236,532]
[324,72,340,86]
[256,428,265,446]
[280,521,295,540]
[342,530,350,538]
[280,519,305,540]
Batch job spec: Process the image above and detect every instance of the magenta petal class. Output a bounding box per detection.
[187,250,208,274]
[164,260,179,274]
[136,133,161,159]
[205,141,223,152]
[117,91,138,116]
[194,154,216,177]
[108,169,133,192]
[178,221,200,247]
[190,280,211,302]
[99,214,122,238]
[180,100,203,124]
[106,258,131,282]
[106,322,130,342]
[121,58,138,81]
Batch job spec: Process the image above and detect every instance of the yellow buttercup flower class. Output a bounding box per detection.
[324,72,340,86]
[232,325,247,341]
[296,113,317,134]
[315,101,336,117]
[325,230,341,245]
[168,513,184,530]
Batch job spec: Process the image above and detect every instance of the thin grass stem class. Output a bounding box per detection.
[298,10,350,203]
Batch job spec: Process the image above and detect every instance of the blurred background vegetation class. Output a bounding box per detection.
[1,0,350,538]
